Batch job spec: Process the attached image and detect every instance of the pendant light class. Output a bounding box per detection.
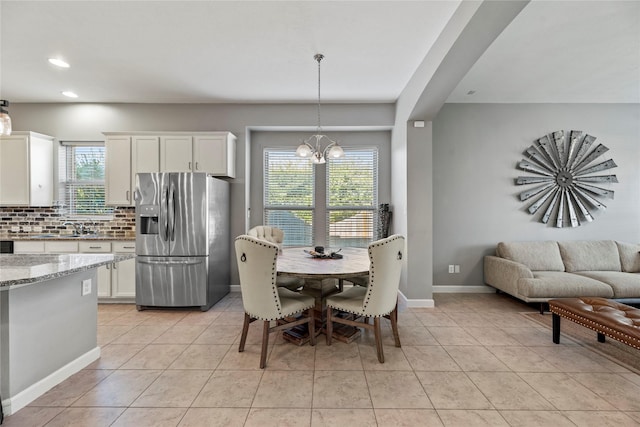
[296,54,344,164]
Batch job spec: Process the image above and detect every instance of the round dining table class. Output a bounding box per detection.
[276,246,370,344]
[277,246,370,283]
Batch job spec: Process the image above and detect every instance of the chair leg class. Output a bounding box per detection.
[390,304,401,348]
[326,307,333,345]
[374,317,384,363]
[308,308,316,346]
[260,320,270,369]
[239,312,251,352]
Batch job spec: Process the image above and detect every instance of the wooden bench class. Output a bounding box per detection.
[549,297,640,349]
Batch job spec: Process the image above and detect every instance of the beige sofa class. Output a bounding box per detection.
[484,240,640,311]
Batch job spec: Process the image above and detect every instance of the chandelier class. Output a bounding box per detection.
[296,54,344,164]
[0,100,11,136]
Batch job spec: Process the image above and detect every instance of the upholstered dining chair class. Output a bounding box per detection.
[325,234,405,363]
[235,235,316,368]
[247,225,304,291]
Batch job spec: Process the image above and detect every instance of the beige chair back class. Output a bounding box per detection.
[248,225,284,252]
[362,234,405,317]
[235,235,283,320]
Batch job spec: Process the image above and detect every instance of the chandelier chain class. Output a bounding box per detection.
[315,53,323,134]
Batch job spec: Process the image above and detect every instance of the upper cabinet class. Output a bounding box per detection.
[160,132,236,178]
[104,132,236,206]
[105,135,133,206]
[0,132,54,206]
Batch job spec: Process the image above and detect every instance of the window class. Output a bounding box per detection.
[59,141,113,216]
[263,147,378,248]
[263,149,314,246]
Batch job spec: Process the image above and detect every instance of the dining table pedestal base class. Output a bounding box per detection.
[281,278,361,344]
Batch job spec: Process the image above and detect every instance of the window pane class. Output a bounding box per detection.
[264,149,314,246]
[265,209,313,246]
[264,150,314,207]
[326,148,378,247]
[328,210,374,248]
[328,149,377,207]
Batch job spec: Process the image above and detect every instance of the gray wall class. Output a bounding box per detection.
[432,103,640,288]
[9,103,395,286]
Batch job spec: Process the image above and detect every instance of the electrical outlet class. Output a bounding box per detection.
[81,279,92,296]
[11,226,20,233]
[454,265,460,273]
[33,226,43,233]
[448,265,455,273]
[22,225,32,232]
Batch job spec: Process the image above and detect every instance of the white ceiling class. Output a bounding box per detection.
[1,0,638,105]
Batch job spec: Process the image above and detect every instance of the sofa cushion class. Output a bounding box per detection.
[497,241,564,271]
[616,241,640,273]
[518,271,614,299]
[573,271,640,299]
[558,240,621,272]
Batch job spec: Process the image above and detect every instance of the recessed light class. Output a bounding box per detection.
[62,91,78,98]
[48,58,70,68]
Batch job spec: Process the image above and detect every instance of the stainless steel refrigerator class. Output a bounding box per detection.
[135,172,230,311]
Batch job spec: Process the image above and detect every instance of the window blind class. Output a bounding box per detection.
[326,148,378,247]
[263,149,314,246]
[59,142,113,216]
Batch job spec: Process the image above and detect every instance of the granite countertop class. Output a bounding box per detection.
[0,253,135,290]
[1,234,136,241]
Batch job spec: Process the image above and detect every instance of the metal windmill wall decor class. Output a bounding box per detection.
[515,130,617,228]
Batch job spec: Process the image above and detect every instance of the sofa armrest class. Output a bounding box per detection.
[484,255,534,296]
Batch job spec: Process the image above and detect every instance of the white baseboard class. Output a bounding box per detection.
[433,285,495,293]
[399,290,435,308]
[230,285,241,293]
[2,346,101,416]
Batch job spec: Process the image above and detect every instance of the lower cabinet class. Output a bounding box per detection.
[14,240,136,301]
[80,241,136,299]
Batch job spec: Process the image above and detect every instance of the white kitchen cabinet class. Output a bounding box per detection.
[160,132,236,177]
[14,240,78,253]
[131,135,160,194]
[44,241,79,253]
[13,241,46,253]
[105,135,132,206]
[91,241,136,299]
[160,135,193,173]
[14,239,136,300]
[0,132,54,206]
[194,134,236,178]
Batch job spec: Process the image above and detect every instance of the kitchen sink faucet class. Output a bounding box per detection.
[63,221,87,235]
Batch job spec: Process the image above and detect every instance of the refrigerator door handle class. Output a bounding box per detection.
[137,259,203,266]
[168,180,176,241]
[161,184,169,241]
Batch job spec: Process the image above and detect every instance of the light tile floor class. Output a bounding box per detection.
[5,292,640,426]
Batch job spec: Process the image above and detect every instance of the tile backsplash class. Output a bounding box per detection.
[0,206,135,238]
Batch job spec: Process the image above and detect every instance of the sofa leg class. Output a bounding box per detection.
[552,313,560,344]
[597,332,606,343]
[540,303,544,314]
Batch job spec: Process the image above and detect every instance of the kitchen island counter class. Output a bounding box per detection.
[0,253,134,289]
[0,254,133,417]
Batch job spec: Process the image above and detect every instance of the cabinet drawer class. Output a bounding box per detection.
[45,241,78,253]
[112,241,136,253]
[14,241,45,253]
[79,241,112,252]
